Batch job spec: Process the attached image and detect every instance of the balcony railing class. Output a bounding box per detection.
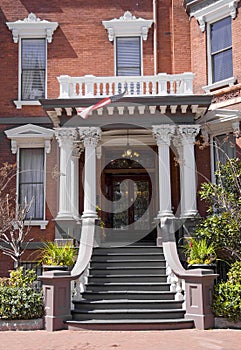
[57,73,194,99]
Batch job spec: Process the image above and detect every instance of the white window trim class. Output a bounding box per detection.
[5,124,54,229]
[203,76,236,93]
[102,11,153,41]
[6,13,58,109]
[103,11,152,77]
[190,0,240,32]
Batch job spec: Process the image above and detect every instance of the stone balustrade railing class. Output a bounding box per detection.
[57,73,194,99]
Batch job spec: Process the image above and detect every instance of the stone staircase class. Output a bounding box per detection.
[67,245,194,330]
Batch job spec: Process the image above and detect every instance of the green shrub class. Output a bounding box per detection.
[0,286,43,320]
[0,267,43,320]
[183,237,216,265]
[227,261,241,284]
[212,282,241,322]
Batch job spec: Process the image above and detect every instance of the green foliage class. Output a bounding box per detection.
[196,158,241,262]
[183,237,216,265]
[40,241,77,266]
[0,286,43,320]
[0,267,43,320]
[227,261,241,284]
[8,266,36,287]
[212,281,241,322]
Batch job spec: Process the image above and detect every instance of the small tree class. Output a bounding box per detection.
[196,158,241,262]
[0,163,33,268]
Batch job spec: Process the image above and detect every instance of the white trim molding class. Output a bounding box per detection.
[102,11,153,41]
[190,0,240,32]
[6,13,58,109]
[5,123,54,154]
[6,12,58,43]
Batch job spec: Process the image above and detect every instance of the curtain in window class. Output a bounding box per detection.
[211,17,233,83]
[21,39,46,100]
[19,148,44,220]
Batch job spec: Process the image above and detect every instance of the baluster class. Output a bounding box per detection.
[96,82,101,97]
[170,80,174,94]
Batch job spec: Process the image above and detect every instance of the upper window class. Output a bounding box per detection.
[210,17,233,84]
[116,37,141,76]
[21,38,46,101]
[6,13,58,109]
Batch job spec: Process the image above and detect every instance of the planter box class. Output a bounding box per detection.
[0,318,43,331]
[215,317,241,329]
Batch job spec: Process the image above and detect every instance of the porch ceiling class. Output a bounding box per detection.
[40,95,212,129]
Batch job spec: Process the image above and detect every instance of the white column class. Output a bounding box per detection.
[152,125,176,218]
[79,127,101,218]
[178,125,200,217]
[71,142,83,220]
[55,128,78,219]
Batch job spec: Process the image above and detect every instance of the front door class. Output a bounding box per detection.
[103,172,155,242]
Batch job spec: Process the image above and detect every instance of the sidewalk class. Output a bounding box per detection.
[0,329,240,350]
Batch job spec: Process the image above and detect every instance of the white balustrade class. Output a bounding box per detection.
[166,263,184,303]
[58,73,194,99]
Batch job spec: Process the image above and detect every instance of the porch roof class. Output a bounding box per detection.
[40,95,212,129]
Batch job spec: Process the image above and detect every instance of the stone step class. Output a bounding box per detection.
[93,246,163,255]
[90,260,166,268]
[86,282,171,292]
[67,318,194,331]
[71,308,186,321]
[89,266,166,275]
[81,290,176,301]
[87,274,168,283]
[91,253,165,262]
[73,299,184,311]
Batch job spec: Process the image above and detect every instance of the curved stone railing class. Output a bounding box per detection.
[40,217,97,331]
[159,217,218,330]
[57,73,194,99]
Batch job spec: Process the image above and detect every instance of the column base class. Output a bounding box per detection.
[157,211,174,219]
[82,211,98,219]
[180,210,198,218]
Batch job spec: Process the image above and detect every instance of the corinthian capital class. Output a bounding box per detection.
[178,125,200,143]
[78,127,101,147]
[55,128,78,147]
[152,125,176,146]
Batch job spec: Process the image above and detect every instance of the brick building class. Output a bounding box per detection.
[0,0,240,330]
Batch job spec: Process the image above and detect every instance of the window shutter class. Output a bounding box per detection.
[21,39,46,100]
[116,37,141,76]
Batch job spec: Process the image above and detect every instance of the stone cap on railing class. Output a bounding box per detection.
[57,73,194,99]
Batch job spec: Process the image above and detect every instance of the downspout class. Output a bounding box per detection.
[153,0,158,75]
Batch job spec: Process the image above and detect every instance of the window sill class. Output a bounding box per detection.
[24,220,48,230]
[202,77,236,93]
[14,100,41,109]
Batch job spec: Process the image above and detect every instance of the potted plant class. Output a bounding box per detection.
[183,237,217,269]
[39,241,77,271]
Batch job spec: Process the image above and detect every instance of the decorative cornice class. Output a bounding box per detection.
[5,124,54,154]
[6,12,58,43]
[78,127,101,148]
[189,0,240,32]
[102,11,153,41]
[152,125,176,146]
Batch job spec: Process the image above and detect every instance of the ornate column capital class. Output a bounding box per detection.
[78,127,101,148]
[55,128,78,147]
[178,125,200,143]
[152,125,176,146]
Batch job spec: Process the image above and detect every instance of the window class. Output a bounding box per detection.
[19,148,45,220]
[116,37,141,76]
[21,39,46,101]
[6,13,58,109]
[210,17,233,84]
[5,124,54,229]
